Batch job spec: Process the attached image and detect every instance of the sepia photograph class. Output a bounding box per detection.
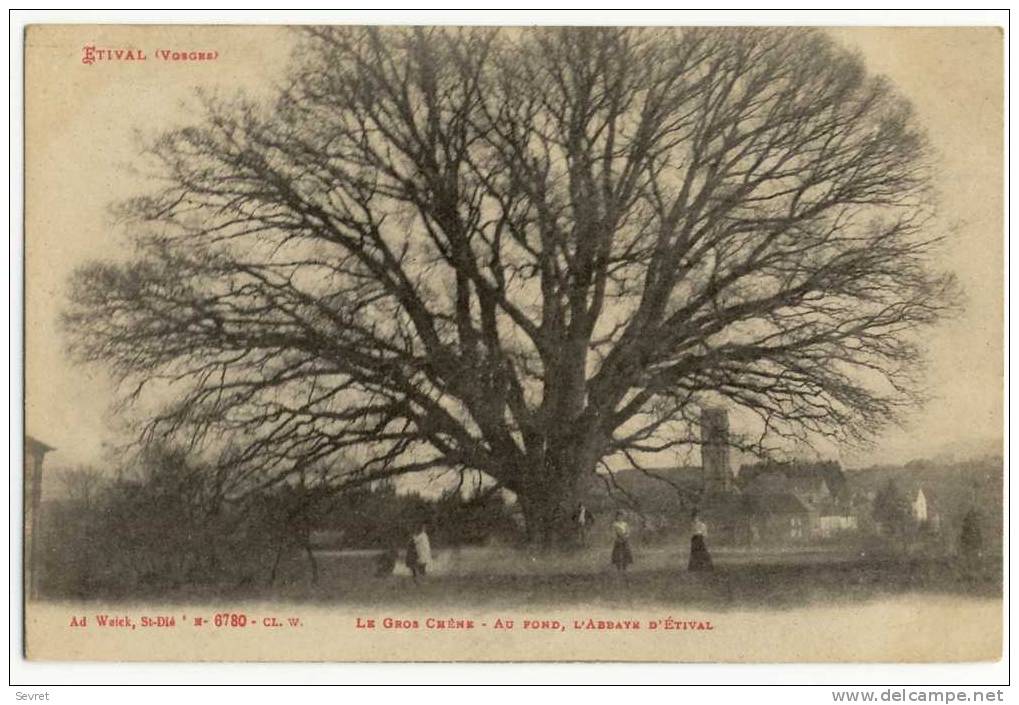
[19,20,1004,665]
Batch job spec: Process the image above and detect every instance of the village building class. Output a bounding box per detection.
[913,487,929,523]
[24,434,54,599]
[904,484,941,532]
[581,408,859,545]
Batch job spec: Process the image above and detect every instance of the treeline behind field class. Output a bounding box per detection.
[34,445,519,600]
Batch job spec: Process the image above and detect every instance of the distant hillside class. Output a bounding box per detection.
[925,437,1004,465]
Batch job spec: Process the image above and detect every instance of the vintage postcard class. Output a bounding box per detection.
[22,24,1003,662]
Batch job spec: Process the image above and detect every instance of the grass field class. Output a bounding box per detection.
[29,544,1003,662]
[143,543,1001,610]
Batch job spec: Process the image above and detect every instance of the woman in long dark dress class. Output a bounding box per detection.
[688,511,714,572]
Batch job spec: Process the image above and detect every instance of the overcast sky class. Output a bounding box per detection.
[23,26,1003,472]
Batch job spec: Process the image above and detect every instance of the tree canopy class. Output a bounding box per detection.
[64,27,958,541]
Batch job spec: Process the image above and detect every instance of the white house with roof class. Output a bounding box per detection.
[912,487,929,523]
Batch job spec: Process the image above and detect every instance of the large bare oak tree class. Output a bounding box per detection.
[64,27,958,543]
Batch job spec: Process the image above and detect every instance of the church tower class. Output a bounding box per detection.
[700,407,733,494]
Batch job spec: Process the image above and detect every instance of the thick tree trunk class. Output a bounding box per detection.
[518,489,563,547]
[517,449,591,548]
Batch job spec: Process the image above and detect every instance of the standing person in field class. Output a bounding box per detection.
[688,510,714,572]
[610,511,633,572]
[406,522,432,583]
[573,501,595,547]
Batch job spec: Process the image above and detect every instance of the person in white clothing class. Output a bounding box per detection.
[406,523,432,582]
